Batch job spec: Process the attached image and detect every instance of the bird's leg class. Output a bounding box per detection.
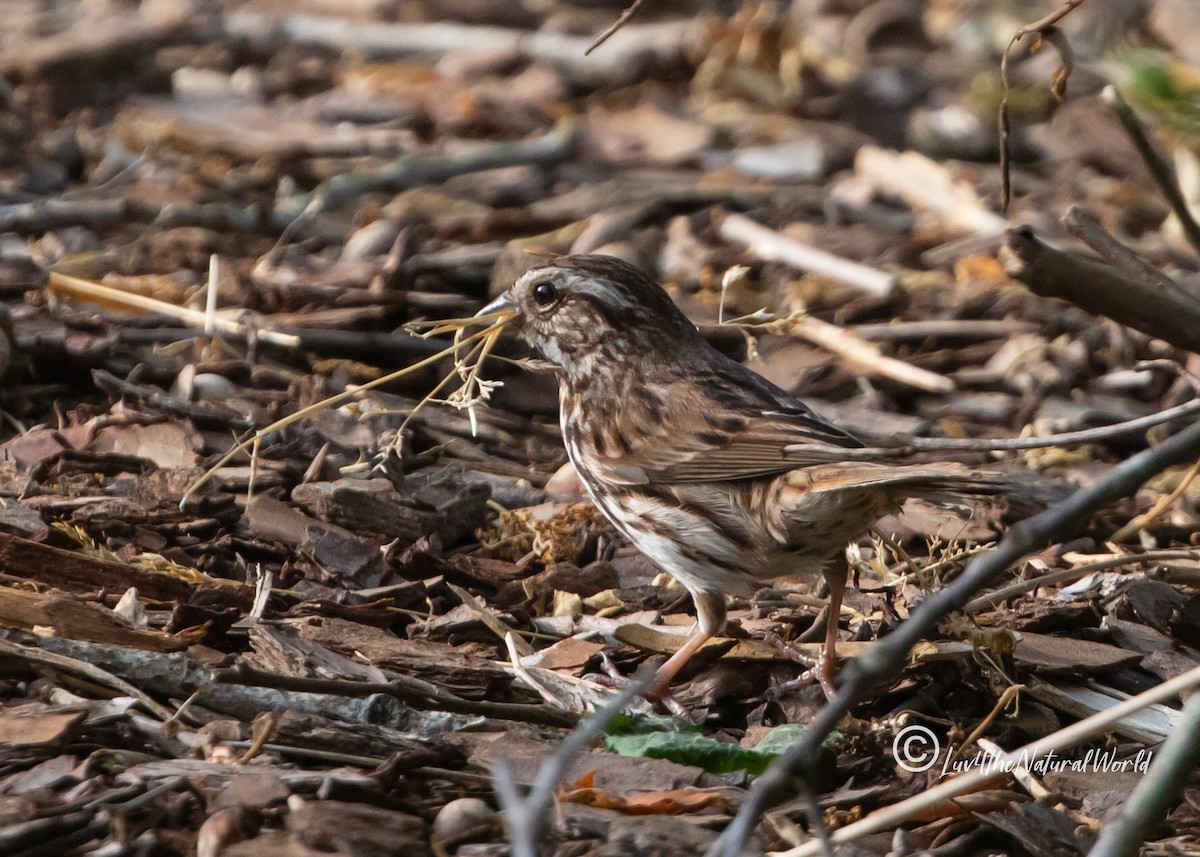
[814,554,848,698]
[645,626,713,698]
[645,590,726,699]
[767,553,848,701]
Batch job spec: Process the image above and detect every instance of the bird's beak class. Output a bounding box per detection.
[475,291,518,322]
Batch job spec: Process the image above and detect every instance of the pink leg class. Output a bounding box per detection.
[815,556,848,699]
[765,556,848,701]
[646,628,714,699]
[646,590,726,698]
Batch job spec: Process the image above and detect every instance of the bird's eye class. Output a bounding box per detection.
[532,281,558,308]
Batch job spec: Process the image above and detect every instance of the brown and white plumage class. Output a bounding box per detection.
[479,254,1001,696]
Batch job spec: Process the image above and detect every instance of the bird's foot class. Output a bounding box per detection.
[588,652,695,720]
[763,632,838,701]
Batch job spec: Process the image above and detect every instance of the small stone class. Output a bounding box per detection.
[432,797,497,843]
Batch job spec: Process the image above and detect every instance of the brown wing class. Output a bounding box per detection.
[584,361,864,486]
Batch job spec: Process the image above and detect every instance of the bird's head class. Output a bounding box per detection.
[475,255,700,381]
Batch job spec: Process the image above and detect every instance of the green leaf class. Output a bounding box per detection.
[601,721,832,776]
[603,712,698,736]
[749,723,810,756]
[603,731,777,775]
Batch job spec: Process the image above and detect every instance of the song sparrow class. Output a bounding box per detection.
[478,255,1000,698]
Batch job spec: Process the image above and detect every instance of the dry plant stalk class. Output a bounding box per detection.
[47,271,301,348]
[182,309,514,506]
[51,522,222,586]
[404,308,514,436]
[1111,456,1200,541]
[998,0,1088,210]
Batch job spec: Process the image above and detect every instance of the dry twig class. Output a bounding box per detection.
[214,661,576,729]
[720,212,896,296]
[0,637,174,721]
[1062,205,1199,307]
[999,0,1087,210]
[494,668,656,857]
[963,548,1200,613]
[586,0,646,55]
[182,320,508,505]
[1003,225,1200,353]
[1103,85,1200,257]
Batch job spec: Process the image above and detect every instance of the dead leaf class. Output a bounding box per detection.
[557,771,730,815]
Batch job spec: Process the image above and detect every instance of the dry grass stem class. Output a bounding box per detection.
[1111,456,1200,541]
[401,308,515,437]
[48,271,301,348]
[964,548,1200,613]
[182,321,506,506]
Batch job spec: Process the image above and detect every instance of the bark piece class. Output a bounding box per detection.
[1112,580,1188,634]
[286,800,429,857]
[1025,677,1176,744]
[523,637,606,672]
[89,421,202,470]
[495,561,620,609]
[244,495,383,583]
[1013,632,1143,675]
[290,478,446,543]
[0,586,189,652]
[1003,226,1200,354]
[0,705,85,748]
[296,616,516,701]
[246,623,384,683]
[0,530,254,606]
[0,498,47,539]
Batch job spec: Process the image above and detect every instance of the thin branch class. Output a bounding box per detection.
[999,0,1087,210]
[1103,85,1200,257]
[274,119,577,228]
[1003,225,1200,354]
[586,0,646,55]
[787,394,1200,460]
[1086,691,1200,857]
[709,414,1200,857]
[788,314,956,394]
[0,637,174,721]
[720,213,896,296]
[963,548,1200,613]
[48,271,302,349]
[213,660,577,729]
[1062,205,1199,308]
[2,122,576,240]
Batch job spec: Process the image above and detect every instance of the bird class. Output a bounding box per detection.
[476,254,1002,699]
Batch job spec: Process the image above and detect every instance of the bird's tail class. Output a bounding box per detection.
[784,463,1061,517]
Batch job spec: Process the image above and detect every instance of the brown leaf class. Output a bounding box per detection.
[557,771,729,815]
